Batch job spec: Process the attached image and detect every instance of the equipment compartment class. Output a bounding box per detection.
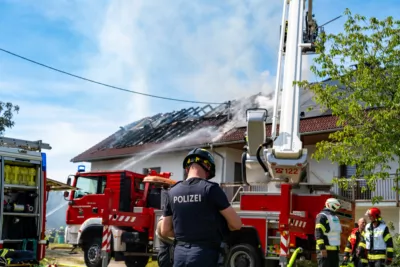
[0,158,41,252]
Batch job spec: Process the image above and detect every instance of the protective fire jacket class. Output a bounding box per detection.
[315,208,342,251]
[344,227,368,264]
[344,228,361,257]
[358,221,393,262]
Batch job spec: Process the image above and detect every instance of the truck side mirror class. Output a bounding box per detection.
[63,191,69,199]
[67,177,71,186]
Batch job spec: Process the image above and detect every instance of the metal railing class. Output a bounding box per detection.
[331,177,398,202]
[223,177,399,204]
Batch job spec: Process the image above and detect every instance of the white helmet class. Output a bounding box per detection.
[325,198,341,212]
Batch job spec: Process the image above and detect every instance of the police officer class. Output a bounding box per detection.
[161,148,242,267]
[358,207,393,266]
[315,198,342,267]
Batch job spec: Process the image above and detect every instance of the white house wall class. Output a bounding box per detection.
[90,148,231,184]
[90,144,399,188]
[88,144,400,232]
[305,145,339,184]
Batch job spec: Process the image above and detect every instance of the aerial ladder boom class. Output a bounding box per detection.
[245,0,319,187]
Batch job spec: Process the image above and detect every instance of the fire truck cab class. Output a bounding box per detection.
[64,168,172,267]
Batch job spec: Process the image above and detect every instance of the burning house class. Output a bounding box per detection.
[71,90,337,198]
[71,88,400,230]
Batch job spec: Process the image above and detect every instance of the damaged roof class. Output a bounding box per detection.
[71,88,338,163]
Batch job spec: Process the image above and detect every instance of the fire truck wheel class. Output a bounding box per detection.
[226,243,261,267]
[124,256,149,267]
[84,238,111,267]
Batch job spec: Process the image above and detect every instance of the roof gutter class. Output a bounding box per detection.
[300,128,342,136]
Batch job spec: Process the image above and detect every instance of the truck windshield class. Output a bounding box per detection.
[74,176,106,199]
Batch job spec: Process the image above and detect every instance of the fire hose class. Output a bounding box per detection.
[287,247,303,267]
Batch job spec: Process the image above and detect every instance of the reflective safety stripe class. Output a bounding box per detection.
[0,249,7,257]
[316,223,326,233]
[344,247,352,252]
[384,233,391,242]
[368,254,386,260]
[325,245,338,251]
[316,239,324,245]
[316,245,338,250]
[361,259,368,263]
[387,247,394,252]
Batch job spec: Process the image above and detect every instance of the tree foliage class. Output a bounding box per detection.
[0,102,19,136]
[298,9,400,199]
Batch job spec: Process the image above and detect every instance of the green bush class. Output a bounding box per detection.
[387,221,400,265]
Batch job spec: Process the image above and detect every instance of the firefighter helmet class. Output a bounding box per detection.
[325,198,341,212]
[183,148,216,179]
[365,207,381,220]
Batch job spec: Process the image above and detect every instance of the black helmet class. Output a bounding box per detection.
[183,148,216,179]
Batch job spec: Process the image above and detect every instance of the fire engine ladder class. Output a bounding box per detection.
[0,137,52,151]
[0,137,51,261]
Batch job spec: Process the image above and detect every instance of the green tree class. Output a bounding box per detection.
[0,101,19,135]
[298,9,400,201]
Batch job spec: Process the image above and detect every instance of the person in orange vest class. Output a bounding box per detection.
[343,217,367,266]
[358,207,393,266]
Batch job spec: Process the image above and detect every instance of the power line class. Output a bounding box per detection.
[0,47,226,105]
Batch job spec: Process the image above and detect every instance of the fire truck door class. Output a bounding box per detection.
[66,175,107,225]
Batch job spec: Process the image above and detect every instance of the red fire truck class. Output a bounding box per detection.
[63,168,175,267]
[0,136,51,265]
[98,0,356,266]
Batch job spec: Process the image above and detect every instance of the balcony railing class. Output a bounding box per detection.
[223,177,399,204]
[331,177,399,202]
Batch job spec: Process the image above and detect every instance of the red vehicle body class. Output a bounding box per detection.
[99,174,355,267]
[64,169,173,267]
[238,184,355,263]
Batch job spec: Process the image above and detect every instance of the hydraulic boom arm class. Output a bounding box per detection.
[245,0,319,186]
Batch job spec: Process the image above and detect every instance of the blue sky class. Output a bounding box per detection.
[1,0,399,182]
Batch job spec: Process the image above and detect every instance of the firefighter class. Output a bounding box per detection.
[315,198,342,267]
[157,189,174,267]
[57,226,65,244]
[161,148,242,267]
[357,207,393,266]
[343,217,367,267]
[49,228,56,243]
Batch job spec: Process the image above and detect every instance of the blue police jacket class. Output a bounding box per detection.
[163,178,230,246]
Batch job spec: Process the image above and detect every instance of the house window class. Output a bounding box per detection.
[234,162,242,184]
[143,167,161,175]
[339,165,371,200]
[339,165,356,178]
